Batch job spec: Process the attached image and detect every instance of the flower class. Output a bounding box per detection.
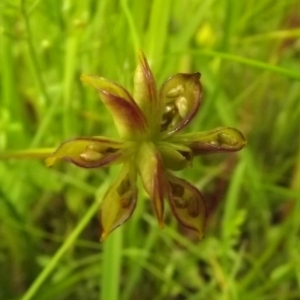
[46,52,246,241]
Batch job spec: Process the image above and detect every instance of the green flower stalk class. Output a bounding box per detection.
[46,52,246,241]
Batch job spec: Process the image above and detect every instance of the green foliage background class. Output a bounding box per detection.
[1,0,300,299]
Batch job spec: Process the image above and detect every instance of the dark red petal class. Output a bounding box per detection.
[160,73,202,135]
[100,164,137,240]
[45,137,124,168]
[134,51,158,105]
[133,51,160,133]
[81,74,148,139]
[137,142,165,227]
[167,173,206,238]
[175,127,247,154]
[99,90,148,138]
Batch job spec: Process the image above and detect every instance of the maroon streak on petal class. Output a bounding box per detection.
[81,75,135,104]
[81,74,148,139]
[45,137,124,168]
[175,127,247,154]
[137,143,165,227]
[99,90,148,138]
[100,164,137,240]
[66,152,122,168]
[137,51,157,104]
[167,173,206,238]
[133,51,160,131]
[160,73,202,135]
[152,152,165,228]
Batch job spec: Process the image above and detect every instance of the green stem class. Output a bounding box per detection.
[0,148,55,160]
[121,0,140,52]
[192,49,300,81]
[101,166,123,300]
[20,184,107,300]
[21,0,59,148]
[21,0,50,106]
[101,227,123,300]
[240,28,300,42]
[145,0,171,66]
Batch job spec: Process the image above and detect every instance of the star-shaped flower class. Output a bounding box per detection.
[46,52,246,241]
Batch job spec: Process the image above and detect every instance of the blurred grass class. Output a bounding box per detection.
[1,0,300,299]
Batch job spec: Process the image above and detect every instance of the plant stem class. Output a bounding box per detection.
[101,227,123,300]
[20,0,60,147]
[0,148,55,160]
[192,49,300,81]
[121,0,140,52]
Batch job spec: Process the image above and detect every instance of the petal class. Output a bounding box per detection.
[100,164,137,240]
[137,142,165,227]
[45,137,124,168]
[81,74,148,139]
[167,173,207,238]
[175,127,247,154]
[160,73,202,135]
[133,51,160,133]
[157,142,193,171]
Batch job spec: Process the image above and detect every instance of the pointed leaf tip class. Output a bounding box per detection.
[100,231,107,242]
